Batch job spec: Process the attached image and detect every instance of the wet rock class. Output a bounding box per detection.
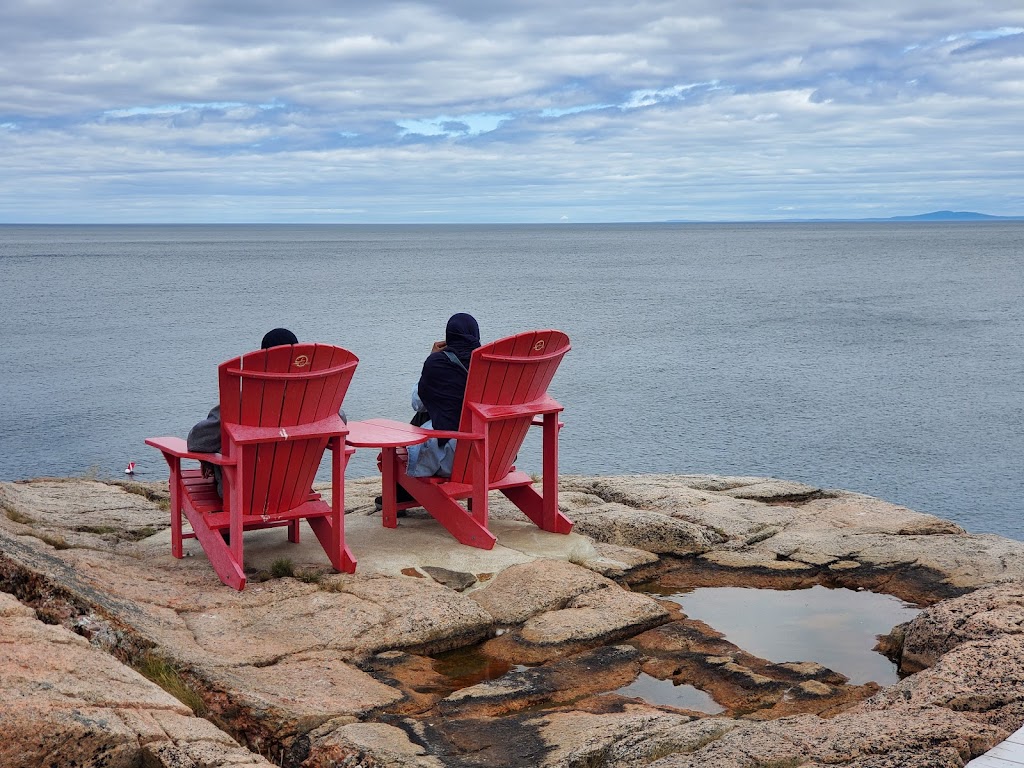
[719,660,776,687]
[797,680,833,696]
[357,651,454,716]
[776,661,830,676]
[420,565,477,591]
[403,710,551,766]
[440,645,643,717]
[829,559,862,570]
[630,616,877,718]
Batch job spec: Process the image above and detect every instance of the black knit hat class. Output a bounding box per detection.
[261,328,298,349]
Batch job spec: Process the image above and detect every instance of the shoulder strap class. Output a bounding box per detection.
[443,350,469,373]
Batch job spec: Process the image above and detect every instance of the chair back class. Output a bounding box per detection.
[450,330,570,485]
[218,343,358,515]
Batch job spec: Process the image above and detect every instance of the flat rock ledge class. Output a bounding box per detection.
[2,473,1024,767]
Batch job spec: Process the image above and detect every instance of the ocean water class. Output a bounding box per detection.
[1,223,1022,539]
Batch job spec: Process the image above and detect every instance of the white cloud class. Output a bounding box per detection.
[397,112,511,136]
[0,0,1022,221]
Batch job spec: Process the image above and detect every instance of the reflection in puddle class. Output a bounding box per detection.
[649,584,920,686]
[616,673,724,713]
[433,645,526,689]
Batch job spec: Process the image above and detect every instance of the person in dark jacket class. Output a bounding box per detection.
[375,314,482,512]
[416,314,480,429]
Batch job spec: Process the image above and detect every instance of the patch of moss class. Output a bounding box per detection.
[117,480,169,504]
[318,577,347,593]
[4,505,35,525]
[134,652,207,715]
[296,568,322,584]
[74,525,121,536]
[28,531,71,550]
[270,558,295,578]
[122,525,161,542]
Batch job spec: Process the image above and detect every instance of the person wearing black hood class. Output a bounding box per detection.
[404,313,482,477]
[187,328,347,496]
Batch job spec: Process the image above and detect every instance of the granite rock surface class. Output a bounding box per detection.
[3,473,1024,766]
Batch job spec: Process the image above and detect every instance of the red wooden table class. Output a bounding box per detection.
[345,418,436,528]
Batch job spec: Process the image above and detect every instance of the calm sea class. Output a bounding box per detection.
[1,223,1022,539]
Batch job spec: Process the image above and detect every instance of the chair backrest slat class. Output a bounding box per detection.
[218,343,357,516]
[485,330,544,478]
[450,330,570,484]
[285,344,352,507]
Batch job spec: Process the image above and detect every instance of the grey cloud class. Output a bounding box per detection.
[0,0,1022,221]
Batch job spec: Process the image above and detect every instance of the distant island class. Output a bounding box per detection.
[869,210,1024,222]
[665,210,1024,223]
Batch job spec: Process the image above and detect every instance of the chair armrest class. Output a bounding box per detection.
[470,394,564,421]
[531,417,565,428]
[345,418,481,448]
[224,414,347,445]
[416,427,480,440]
[326,438,357,457]
[144,436,235,466]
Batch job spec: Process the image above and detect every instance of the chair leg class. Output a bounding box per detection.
[503,485,574,534]
[402,478,497,550]
[160,454,185,559]
[308,516,357,573]
[170,472,184,559]
[380,447,400,529]
[182,508,246,590]
[308,437,357,574]
[540,412,566,532]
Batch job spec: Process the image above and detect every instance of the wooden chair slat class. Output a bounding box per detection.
[485,331,540,480]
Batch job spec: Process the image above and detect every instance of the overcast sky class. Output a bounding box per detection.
[1,1,1021,222]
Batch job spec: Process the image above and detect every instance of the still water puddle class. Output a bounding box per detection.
[616,673,725,713]
[430,584,918,715]
[645,584,920,686]
[433,645,528,689]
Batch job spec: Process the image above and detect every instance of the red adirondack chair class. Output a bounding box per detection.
[346,329,573,549]
[146,343,358,590]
